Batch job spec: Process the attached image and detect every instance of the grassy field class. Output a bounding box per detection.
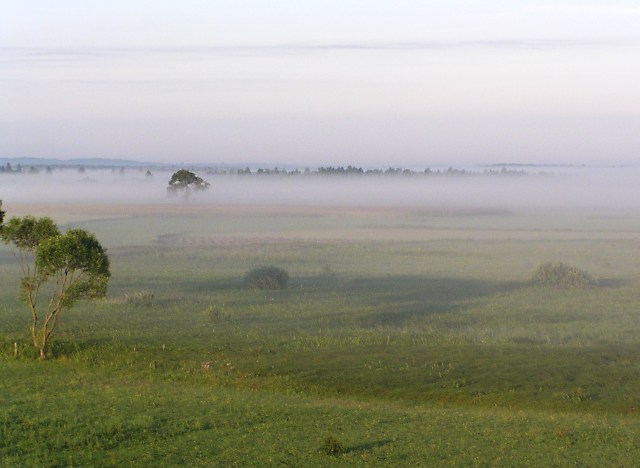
[2,202,640,466]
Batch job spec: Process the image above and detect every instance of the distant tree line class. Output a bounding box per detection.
[203,165,541,177]
[1,163,550,178]
[0,163,22,173]
[0,163,53,174]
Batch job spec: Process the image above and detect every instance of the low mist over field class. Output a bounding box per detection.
[1,166,640,211]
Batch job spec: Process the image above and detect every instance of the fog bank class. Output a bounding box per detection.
[1,167,639,213]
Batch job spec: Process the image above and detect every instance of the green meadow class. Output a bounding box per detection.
[2,202,640,466]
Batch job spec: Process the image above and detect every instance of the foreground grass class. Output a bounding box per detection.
[3,203,640,464]
[2,360,640,467]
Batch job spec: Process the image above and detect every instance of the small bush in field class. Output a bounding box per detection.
[531,262,597,289]
[125,291,155,307]
[244,266,289,290]
[319,434,345,456]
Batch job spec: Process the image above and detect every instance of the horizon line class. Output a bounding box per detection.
[2,38,638,62]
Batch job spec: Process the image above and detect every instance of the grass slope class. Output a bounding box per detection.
[2,204,640,465]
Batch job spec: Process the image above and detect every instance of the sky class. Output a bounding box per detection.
[2,1,640,167]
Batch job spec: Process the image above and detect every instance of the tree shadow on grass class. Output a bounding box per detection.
[183,273,344,296]
[345,439,393,454]
[347,275,523,302]
[293,274,344,290]
[179,274,625,298]
[596,277,627,288]
[344,275,526,327]
[178,278,244,294]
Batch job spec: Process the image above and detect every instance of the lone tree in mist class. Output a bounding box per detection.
[167,169,210,197]
[0,200,4,226]
[1,214,110,359]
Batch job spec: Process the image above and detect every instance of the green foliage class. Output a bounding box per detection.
[319,434,345,456]
[244,266,289,289]
[167,169,210,194]
[37,229,110,305]
[531,262,597,289]
[0,199,4,227]
[0,215,59,251]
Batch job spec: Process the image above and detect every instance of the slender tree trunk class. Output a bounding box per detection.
[37,321,49,360]
[26,286,38,348]
[31,317,38,348]
[23,273,41,349]
[29,301,39,349]
[34,274,66,360]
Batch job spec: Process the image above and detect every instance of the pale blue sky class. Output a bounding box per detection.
[2,1,640,166]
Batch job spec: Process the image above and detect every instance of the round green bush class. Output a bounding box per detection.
[531,262,597,289]
[243,266,289,290]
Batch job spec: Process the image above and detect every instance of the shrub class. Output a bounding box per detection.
[125,291,155,307]
[244,266,289,290]
[319,434,345,456]
[531,262,597,289]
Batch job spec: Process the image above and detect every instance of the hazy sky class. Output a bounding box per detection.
[2,1,640,166]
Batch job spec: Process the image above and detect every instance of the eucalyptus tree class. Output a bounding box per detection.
[1,215,110,359]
